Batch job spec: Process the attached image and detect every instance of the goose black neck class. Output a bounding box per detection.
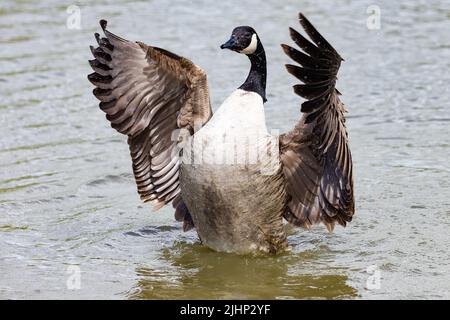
[239,41,267,103]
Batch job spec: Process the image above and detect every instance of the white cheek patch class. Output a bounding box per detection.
[239,33,257,55]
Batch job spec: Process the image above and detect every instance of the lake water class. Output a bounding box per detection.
[1,0,449,299]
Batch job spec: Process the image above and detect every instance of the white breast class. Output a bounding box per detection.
[204,89,267,134]
[182,90,279,173]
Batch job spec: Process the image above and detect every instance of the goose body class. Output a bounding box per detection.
[88,13,355,254]
[181,89,287,253]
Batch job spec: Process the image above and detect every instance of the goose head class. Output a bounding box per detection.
[220,26,260,55]
[220,26,267,103]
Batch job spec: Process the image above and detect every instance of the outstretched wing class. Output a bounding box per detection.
[88,20,212,222]
[279,13,354,231]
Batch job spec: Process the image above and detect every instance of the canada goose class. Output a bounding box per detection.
[88,13,354,254]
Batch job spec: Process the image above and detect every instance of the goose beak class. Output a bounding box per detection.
[220,37,236,50]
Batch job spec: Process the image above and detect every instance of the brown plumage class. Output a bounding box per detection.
[88,13,354,254]
[88,20,211,229]
[279,14,354,231]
